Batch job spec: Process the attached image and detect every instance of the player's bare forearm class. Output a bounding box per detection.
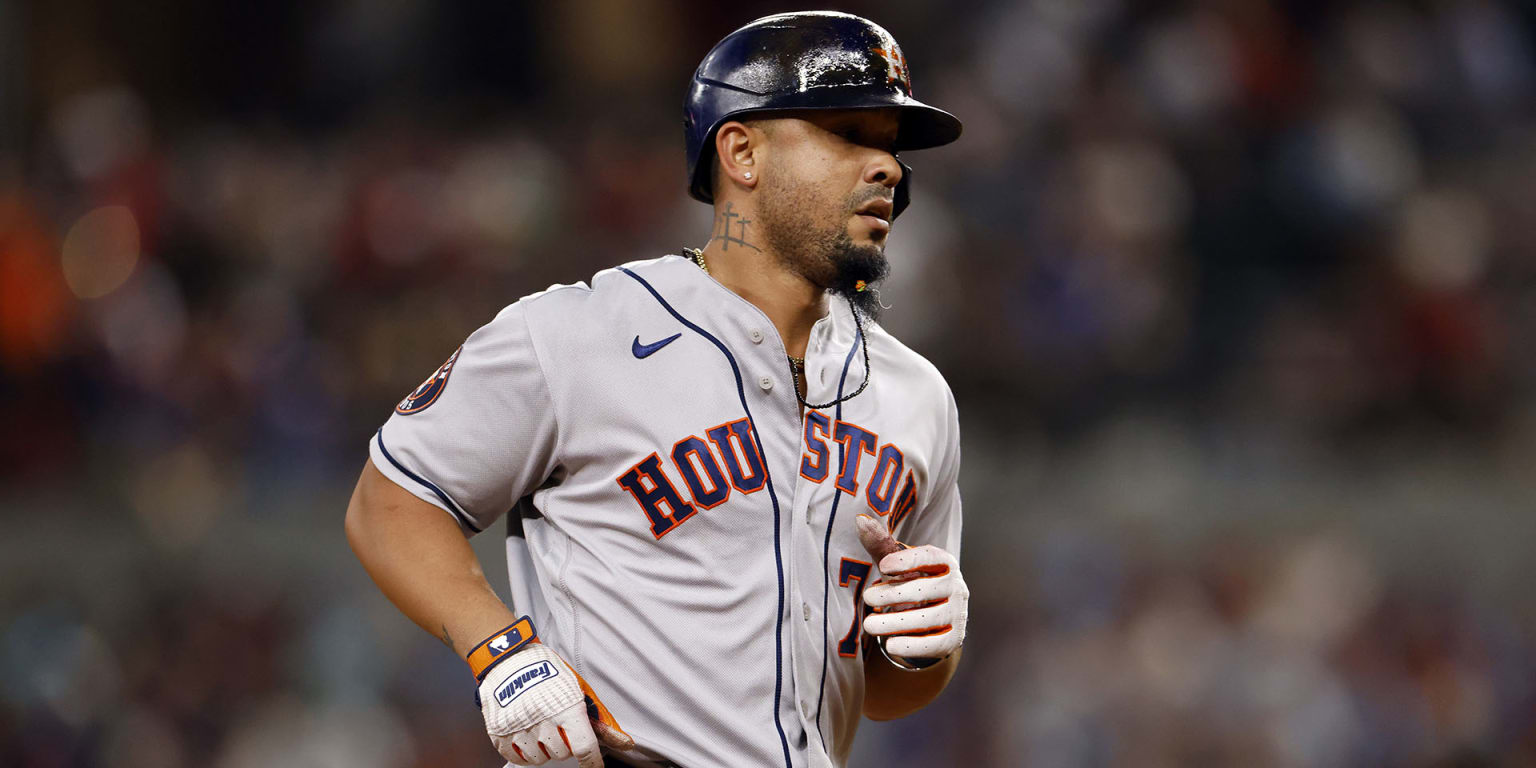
[861,646,961,720]
[344,459,516,657]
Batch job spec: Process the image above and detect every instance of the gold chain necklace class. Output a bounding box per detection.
[682,247,870,410]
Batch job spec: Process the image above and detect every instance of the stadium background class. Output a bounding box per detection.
[5,0,1536,765]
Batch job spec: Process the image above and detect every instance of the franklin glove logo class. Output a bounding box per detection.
[495,660,559,707]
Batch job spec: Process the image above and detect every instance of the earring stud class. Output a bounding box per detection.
[744,172,753,180]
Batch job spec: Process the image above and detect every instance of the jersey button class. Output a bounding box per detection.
[758,375,773,391]
[802,602,811,621]
[749,328,764,343]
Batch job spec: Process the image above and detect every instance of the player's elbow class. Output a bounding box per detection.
[344,460,384,559]
[862,648,961,720]
[862,673,933,721]
[863,696,922,721]
[344,488,367,559]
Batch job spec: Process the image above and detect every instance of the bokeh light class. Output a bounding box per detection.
[59,205,140,300]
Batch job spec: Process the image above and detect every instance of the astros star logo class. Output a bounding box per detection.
[872,46,910,93]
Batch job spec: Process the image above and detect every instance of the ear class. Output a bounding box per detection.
[713,121,760,192]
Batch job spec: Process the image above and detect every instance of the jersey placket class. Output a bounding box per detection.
[745,306,847,766]
[789,314,856,766]
[729,302,818,768]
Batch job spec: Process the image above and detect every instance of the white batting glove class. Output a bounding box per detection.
[855,514,969,663]
[467,618,634,767]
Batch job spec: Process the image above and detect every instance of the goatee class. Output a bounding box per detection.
[826,235,890,321]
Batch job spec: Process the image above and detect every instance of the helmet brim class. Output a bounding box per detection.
[689,97,962,204]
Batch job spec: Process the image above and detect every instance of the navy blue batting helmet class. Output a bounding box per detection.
[684,11,962,219]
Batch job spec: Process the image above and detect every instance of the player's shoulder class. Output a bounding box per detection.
[514,254,694,315]
[866,320,958,412]
[460,256,690,348]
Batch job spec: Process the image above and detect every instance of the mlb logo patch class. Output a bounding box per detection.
[495,660,559,707]
[489,632,515,654]
[487,627,523,657]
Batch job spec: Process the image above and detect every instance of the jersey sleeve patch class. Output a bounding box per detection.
[396,346,462,415]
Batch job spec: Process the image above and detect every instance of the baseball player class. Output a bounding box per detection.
[345,12,967,768]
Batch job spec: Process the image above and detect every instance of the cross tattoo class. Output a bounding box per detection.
[713,202,761,252]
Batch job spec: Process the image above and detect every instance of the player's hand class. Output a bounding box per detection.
[855,514,969,662]
[469,618,634,767]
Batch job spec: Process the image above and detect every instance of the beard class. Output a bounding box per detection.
[823,236,889,320]
[757,176,891,321]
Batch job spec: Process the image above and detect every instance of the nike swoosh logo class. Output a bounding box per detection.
[632,333,682,359]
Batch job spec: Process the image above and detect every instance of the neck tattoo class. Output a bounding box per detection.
[682,246,871,410]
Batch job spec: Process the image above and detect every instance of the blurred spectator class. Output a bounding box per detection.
[5,1,1536,765]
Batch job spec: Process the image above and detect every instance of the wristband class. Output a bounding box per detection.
[466,616,538,681]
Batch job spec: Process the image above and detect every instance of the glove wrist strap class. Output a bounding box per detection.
[466,616,538,681]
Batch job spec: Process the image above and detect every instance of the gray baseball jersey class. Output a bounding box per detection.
[369,255,963,768]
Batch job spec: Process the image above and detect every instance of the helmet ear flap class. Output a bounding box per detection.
[893,159,912,220]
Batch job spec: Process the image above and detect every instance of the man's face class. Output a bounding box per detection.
[752,109,903,314]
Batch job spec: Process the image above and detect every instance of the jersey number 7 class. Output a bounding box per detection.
[837,557,873,657]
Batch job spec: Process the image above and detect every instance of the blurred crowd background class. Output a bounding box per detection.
[5,0,1536,765]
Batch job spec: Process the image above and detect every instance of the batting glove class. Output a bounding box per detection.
[855,514,969,664]
[467,617,634,767]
